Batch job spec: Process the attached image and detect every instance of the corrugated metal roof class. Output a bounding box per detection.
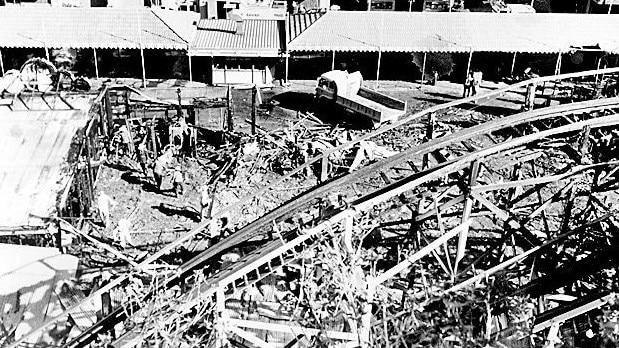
[0,108,90,229]
[288,11,619,53]
[190,19,284,57]
[152,8,200,44]
[0,7,189,49]
[288,10,325,42]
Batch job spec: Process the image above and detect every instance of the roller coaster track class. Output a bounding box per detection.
[112,105,619,347]
[8,67,619,348]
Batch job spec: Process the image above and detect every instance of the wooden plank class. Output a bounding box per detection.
[455,161,480,270]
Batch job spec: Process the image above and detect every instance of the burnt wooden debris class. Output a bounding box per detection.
[4,68,619,348]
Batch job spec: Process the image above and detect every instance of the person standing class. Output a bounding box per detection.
[172,165,184,198]
[463,72,473,98]
[97,191,116,228]
[472,70,483,96]
[200,184,211,221]
[153,150,172,192]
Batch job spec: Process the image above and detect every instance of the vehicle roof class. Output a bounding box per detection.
[320,70,349,82]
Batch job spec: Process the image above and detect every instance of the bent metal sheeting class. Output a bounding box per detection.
[0,108,90,231]
[0,7,189,50]
[288,11,619,54]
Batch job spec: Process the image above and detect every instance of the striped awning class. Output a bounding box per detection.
[0,7,191,50]
[288,11,619,54]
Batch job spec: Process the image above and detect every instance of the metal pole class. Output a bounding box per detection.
[93,48,99,79]
[188,53,193,83]
[465,50,473,79]
[376,49,382,89]
[510,52,517,76]
[251,85,256,135]
[421,52,427,84]
[409,0,412,11]
[331,49,335,71]
[555,51,562,75]
[609,0,613,14]
[285,54,289,83]
[0,48,5,76]
[137,9,147,88]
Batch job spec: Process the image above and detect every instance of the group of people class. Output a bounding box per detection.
[463,70,483,98]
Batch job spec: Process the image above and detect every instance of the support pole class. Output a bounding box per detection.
[140,49,146,88]
[0,48,4,76]
[93,48,99,79]
[137,9,146,88]
[511,52,517,76]
[251,85,256,135]
[188,53,193,83]
[555,51,562,76]
[331,49,336,71]
[421,52,427,84]
[465,50,473,80]
[285,55,289,83]
[609,0,613,14]
[226,85,234,132]
[376,49,382,89]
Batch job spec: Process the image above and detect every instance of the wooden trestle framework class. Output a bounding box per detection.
[8,67,619,348]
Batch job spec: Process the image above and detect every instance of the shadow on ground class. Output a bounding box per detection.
[152,203,201,222]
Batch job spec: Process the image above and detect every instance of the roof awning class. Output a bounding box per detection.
[0,7,191,50]
[288,11,619,54]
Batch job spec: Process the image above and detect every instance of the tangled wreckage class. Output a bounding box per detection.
[2,66,619,348]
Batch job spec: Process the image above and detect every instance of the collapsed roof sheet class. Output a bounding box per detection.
[0,107,90,230]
